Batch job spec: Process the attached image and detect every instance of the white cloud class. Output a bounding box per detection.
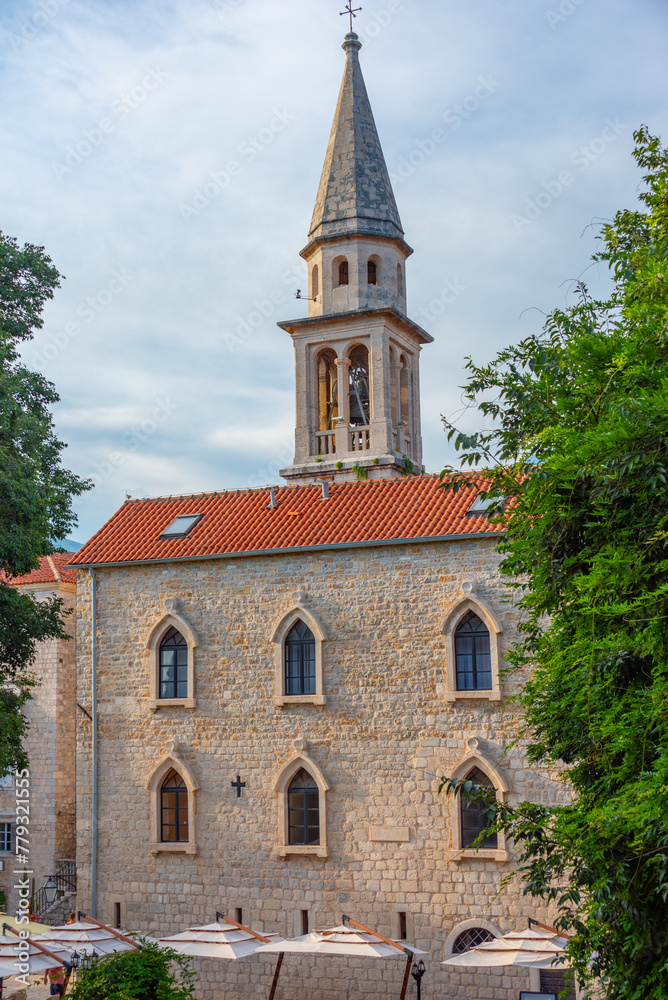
[1,0,667,540]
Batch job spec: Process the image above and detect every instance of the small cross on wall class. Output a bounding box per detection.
[340,1,362,32]
[231,775,246,798]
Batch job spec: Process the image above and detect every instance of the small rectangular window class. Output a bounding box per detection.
[301,910,309,935]
[0,823,13,852]
[235,908,243,925]
[114,902,122,929]
[160,513,203,539]
[467,494,498,516]
[398,912,407,940]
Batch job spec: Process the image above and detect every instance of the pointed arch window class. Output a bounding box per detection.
[338,260,349,286]
[160,768,189,843]
[311,264,319,299]
[460,767,498,849]
[442,594,502,702]
[455,611,492,691]
[159,627,188,699]
[285,621,316,696]
[288,769,320,845]
[272,605,327,707]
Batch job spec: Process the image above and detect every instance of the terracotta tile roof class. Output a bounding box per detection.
[1,553,78,586]
[68,475,501,569]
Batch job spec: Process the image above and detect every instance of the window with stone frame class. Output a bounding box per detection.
[452,926,495,953]
[460,767,498,849]
[338,260,349,286]
[287,769,320,846]
[0,822,13,852]
[160,769,189,843]
[455,611,492,690]
[284,621,316,696]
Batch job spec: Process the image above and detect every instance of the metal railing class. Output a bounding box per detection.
[33,860,77,918]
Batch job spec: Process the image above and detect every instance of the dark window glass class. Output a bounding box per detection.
[452,927,495,953]
[301,910,309,935]
[0,822,12,852]
[159,627,188,699]
[455,611,492,690]
[540,969,576,999]
[398,912,407,940]
[338,261,349,286]
[285,621,316,695]
[160,768,188,842]
[288,769,320,845]
[460,767,497,849]
[367,260,377,285]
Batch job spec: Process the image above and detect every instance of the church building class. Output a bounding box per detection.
[70,29,565,1000]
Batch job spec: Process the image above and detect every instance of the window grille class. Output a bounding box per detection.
[160,769,189,842]
[455,611,492,690]
[452,927,495,953]
[0,823,13,852]
[285,622,316,695]
[288,769,320,845]
[159,627,188,699]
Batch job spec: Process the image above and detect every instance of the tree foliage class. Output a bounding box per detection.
[439,128,668,999]
[67,942,198,1000]
[0,232,90,775]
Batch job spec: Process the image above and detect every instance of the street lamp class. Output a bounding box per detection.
[411,959,426,1000]
[43,878,58,906]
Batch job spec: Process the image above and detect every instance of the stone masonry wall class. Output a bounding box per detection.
[76,538,568,1000]
[0,583,76,917]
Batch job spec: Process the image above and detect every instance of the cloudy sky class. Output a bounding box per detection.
[2,0,667,543]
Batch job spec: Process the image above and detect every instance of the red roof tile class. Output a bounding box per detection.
[68,475,500,569]
[2,553,78,586]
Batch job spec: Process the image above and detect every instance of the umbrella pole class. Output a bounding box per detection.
[268,951,284,1000]
[399,954,411,1000]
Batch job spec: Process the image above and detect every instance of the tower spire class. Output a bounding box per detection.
[308,32,404,245]
[278,30,432,487]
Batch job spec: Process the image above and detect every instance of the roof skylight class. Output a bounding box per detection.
[160,514,203,539]
[467,494,496,516]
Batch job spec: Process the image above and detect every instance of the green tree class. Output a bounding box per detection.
[67,942,197,1000]
[0,232,89,774]
[439,128,668,999]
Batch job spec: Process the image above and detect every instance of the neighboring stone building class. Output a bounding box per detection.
[70,30,569,1000]
[0,554,77,922]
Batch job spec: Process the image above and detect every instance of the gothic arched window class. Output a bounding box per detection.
[460,766,498,849]
[285,621,316,696]
[367,260,377,285]
[159,627,188,699]
[338,260,349,286]
[160,768,189,843]
[288,769,320,845]
[348,345,370,426]
[311,264,319,298]
[455,611,492,690]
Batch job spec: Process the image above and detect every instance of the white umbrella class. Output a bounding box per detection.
[35,917,141,958]
[443,923,570,970]
[0,931,70,977]
[158,914,285,961]
[254,915,429,1000]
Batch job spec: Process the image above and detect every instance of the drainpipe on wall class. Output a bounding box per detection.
[89,568,98,918]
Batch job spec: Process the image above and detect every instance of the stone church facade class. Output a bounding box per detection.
[71,30,565,1000]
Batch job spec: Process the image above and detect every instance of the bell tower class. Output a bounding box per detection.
[279,31,432,485]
